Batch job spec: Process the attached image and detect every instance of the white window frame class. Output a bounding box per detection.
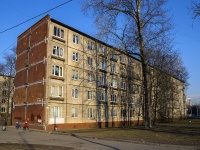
[88,41,93,50]
[72,52,79,62]
[120,55,125,63]
[88,91,93,100]
[111,64,116,73]
[51,86,63,97]
[72,88,79,99]
[54,26,64,39]
[120,67,126,75]
[72,70,79,80]
[88,57,93,66]
[111,109,117,117]
[53,46,64,57]
[87,108,93,118]
[99,44,106,55]
[99,74,106,86]
[1,107,6,113]
[1,99,6,104]
[99,92,106,101]
[73,35,79,44]
[71,107,78,118]
[111,79,117,88]
[121,82,126,89]
[52,65,63,77]
[99,59,106,70]
[111,94,117,103]
[88,72,94,82]
[50,106,62,118]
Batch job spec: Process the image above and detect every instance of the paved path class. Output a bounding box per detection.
[0,126,199,150]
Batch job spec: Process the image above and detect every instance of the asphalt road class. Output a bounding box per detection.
[0,126,199,150]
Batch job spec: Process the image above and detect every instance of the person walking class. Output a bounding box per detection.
[2,118,7,131]
[23,121,29,130]
[15,122,21,129]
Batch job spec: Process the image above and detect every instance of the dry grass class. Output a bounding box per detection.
[64,118,200,146]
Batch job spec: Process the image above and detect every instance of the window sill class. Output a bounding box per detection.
[52,36,65,43]
[50,75,65,81]
[50,97,64,101]
[120,61,126,65]
[51,55,65,61]
[110,102,118,105]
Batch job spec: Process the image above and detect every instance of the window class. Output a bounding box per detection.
[72,52,79,62]
[120,67,126,76]
[129,84,135,91]
[128,97,134,104]
[99,44,106,55]
[72,107,78,118]
[99,92,106,101]
[88,41,94,50]
[111,109,117,117]
[110,64,116,73]
[121,96,126,103]
[99,74,106,85]
[51,86,63,97]
[53,46,64,57]
[111,79,117,88]
[52,65,63,77]
[110,52,117,60]
[88,57,93,66]
[50,106,62,118]
[72,70,79,80]
[1,107,6,113]
[99,59,106,70]
[88,72,94,82]
[121,109,126,117]
[1,99,6,104]
[105,108,108,118]
[54,26,64,39]
[2,90,6,96]
[87,108,93,118]
[73,35,79,44]
[88,91,93,100]
[72,89,78,98]
[128,58,133,65]
[121,82,126,89]
[111,94,117,103]
[120,55,125,63]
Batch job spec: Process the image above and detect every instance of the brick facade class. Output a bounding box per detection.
[13,14,186,131]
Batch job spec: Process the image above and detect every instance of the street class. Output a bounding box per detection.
[0,126,198,150]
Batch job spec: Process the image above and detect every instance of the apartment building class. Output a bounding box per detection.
[13,15,186,130]
[0,75,14,125]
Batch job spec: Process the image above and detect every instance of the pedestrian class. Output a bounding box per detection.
[23,121,29,130]
[15,122,21,129]
[2,118,7,131]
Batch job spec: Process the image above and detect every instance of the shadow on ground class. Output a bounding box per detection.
[0,143,74,150]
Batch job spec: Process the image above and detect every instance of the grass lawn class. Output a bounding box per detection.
[63,118,200,147]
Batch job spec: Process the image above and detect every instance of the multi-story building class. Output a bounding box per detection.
[13,15,186,130]
[0,75,14,125]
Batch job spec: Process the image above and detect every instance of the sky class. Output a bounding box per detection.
[0,0,199,104]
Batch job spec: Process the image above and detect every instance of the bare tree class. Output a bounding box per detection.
[191,0,200,19]
[0,47,16,124]
[82,0,174,128]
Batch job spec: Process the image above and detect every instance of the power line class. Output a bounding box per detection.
[0,0,73,34]
[0,41,16,59]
